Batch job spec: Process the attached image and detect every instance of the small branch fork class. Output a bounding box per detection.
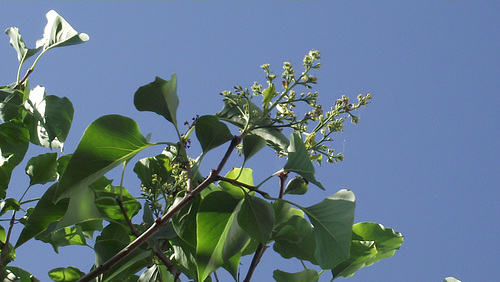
[78,137,241,282]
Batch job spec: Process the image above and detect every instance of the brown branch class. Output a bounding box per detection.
[278,171,288,199]
[78,136,241,282]
[14,68,33,90]
[243,243,269,282]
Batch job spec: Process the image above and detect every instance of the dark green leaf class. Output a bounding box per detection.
[272,200,304,228]
[56,154,71,176]
[25,152,57,186]
[196,191,248,282]
[95,185,141,221]
[243,134,266,162]
[16,183,68,247]
[55,114,150,201]
[218,168,254,199]
[284,176,309,195]
[332,222,403,279]
[1,266,39,282]
[48,266,84,282]
[138,265,173,282]
[195,115,233,153]
[0,120,30,198]
[5,27,41,63]
[134,153,172,191]
[304,189,356,269]
[237,194,275,243]
[216,97,289,152]
[36,10,89,51]
[273,269,319,282]
[284,133,324,189]
[273,215,317,264]
[172,195,201,248]
[134,74,179,125]
[0,198,20,216]
[0,88,24,122]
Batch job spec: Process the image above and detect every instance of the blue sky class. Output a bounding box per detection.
[1,1,499,281]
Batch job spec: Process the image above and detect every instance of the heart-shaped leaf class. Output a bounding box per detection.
[195,115,233,153]
[134,75,179,126]
[304,189,356,269]
[55,114,151,202]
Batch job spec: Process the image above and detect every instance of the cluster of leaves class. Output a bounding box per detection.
[0,10,403,282]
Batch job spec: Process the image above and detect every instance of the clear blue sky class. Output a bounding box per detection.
[1,1,499,281]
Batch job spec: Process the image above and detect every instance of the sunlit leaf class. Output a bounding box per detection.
[237,194,275,243]
[304,189,355,269]
[284,133,324,190]
[273,269,319,282]
[48,266,84,282]
[95,184,141,221]
[172,195,201,248]
[195,115,233,153]
[218,168,254,199]
[196,191,248,282]
[5,27,41,63]
[133,153,173,192]
[25,152,57,186]
[55,114,151,201]
[36,10,89,51]
[272,200,304,228]
[134,74,179,125]
[444,277,461,282]
[37,225,87,253]
[262,83,277,110]
[0,88,24,122]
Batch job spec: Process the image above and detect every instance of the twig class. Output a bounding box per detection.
[243,243,268,282]
[278,171,288,199]
[0,210,17,271]
[78,136,241,282]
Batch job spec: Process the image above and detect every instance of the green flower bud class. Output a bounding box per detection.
[284,176,309,195]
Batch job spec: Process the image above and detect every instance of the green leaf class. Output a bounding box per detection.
[16,183,69,247]
[332,222,403,279]
[272,269,319,282]
[303,189,356,269]
[37,225,87,253]
[242,134,266,162]
[55,114,150,201]
[237,194,275,243]
[0,198,20,216]
[133,153,173,191]
[48,266,84,281]
[36,10,89,51]
[0,120,30,198]
[444,277,461,282]
[0,88,24,122]
[272,200,304,228]
[273,215,317,264]
[172,195,201,248]
[262,83,277,110]
[134,74,179,125]
[25,152,58,186]
[218,168,254,199]
[139,265,174,282]
[1,266,40,282]
[5,27,41,63]
[196,191,249,282]
[195,115,233,153]
[94,224,152,282]
[284,133,324,189]
[23,86,74,149]
[216,96,289,152]
[284,176,309,195]
[94,184,141,222]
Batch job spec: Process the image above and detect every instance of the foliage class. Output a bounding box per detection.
[0,10,404,282]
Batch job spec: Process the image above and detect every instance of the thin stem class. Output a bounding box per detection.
[243,243,268,282]
[0,210,17,270]
[278,171,288,199]
[78,136,241,282]
[215,176,270,198]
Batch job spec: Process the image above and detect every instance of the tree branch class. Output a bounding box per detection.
[243,243,269,282]
[78,136,241,282]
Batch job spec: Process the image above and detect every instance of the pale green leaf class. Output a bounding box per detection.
[218,168,254,199]
[48,266,84,281]
[5,27,41,63]
[36,10,89,51]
